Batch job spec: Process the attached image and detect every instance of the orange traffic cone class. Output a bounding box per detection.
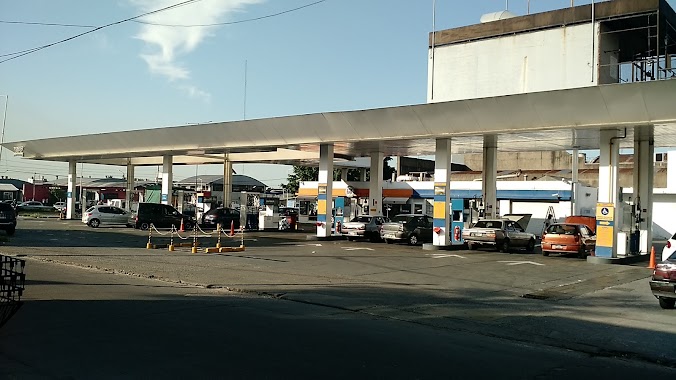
[179,218,185,232]
[230,220,235,237]
[648,246,656,269]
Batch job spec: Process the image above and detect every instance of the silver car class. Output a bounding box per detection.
[82,205,129,228]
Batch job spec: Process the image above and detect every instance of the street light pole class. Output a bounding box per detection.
[0,95,7,165]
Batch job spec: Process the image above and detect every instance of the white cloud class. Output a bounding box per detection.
[130,0,262,95]
[179,84,212,102]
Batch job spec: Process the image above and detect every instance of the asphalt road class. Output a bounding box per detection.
[1,217,675,379]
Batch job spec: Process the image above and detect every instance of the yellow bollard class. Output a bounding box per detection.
[146,226,153,249]
[216,223,222,248]
[191,246,198,254]
[168,244,175,251]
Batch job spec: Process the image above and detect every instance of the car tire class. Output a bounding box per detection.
[408,234,419,246]
[140,222,150,231]
[88,219,100,228]
[467,242,475,250]
[526,239,535,253]
[658,297,676,309]
[578,244,587,259]
[385,239,394,244]
[500,239,510,253]
[542,250,550,257]
[184,221,194,230]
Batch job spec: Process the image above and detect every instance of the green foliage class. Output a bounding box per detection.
[280,157,396,194]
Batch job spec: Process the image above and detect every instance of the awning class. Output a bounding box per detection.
[383,197,409,205]
[294,195,317,201]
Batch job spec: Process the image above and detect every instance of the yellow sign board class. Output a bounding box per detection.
[596,225,614,247]
[596,203,614,222]
[433,201,446,219]
[317,199,326,214]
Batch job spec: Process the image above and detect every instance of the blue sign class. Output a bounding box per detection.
[67,192,72,198]
[161,194,168,202]
[601,207,609,216]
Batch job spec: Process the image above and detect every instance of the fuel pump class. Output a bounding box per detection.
[629,197,643,255]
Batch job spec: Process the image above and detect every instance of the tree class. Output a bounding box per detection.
[281,166,341,194]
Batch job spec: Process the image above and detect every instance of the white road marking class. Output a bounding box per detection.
[292,243,323,247]
[427,253,467,259]
[342,247,375,251]
[498,260,545,266]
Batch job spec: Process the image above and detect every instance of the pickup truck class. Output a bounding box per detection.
[462,214,536,252]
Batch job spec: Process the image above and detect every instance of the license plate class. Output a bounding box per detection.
[349,231,358,236]
[471,232,482,237]
[553,245,565,249]
[383,234,395,239]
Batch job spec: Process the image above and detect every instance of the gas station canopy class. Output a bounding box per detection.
[3,80,676,167]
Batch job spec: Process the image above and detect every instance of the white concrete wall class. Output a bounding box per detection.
[428,23,598,102]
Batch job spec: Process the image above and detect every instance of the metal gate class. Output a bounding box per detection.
[0,255,25,329]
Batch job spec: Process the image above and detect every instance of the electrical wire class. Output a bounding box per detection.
[0,20,95,28]
[0,0,203,64]
[133,0,327,27]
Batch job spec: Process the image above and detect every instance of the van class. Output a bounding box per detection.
[564,216,596,233]
[128,203,194,230]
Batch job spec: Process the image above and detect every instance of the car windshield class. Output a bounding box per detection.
[392,215,412,223]
[350,216,372,223]
[547,224,577,235]
[473,220,503,229]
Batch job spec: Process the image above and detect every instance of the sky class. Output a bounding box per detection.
[1,0,674,187]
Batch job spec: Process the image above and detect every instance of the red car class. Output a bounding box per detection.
[541,223,596,258]
[649,251,676,309]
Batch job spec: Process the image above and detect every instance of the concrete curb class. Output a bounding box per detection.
[587,254,650,265]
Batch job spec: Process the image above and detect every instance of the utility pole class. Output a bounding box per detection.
[0,95,7,165]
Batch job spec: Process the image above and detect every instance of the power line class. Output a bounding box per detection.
[0,0,202,64]
[0,20,95,28]
[133,0,327,27]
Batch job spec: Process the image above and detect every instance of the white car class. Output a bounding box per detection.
[53,202,66,211]
[663,232,676,262]
[82,205,129,228]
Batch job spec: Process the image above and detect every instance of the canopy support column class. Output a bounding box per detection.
[369,152,384,216]
[317,144,334,237]
[161,155,173,206]
[66,161,77,220]
[433,139,452,247]
[633,127,654,256]
[482,135,498,218]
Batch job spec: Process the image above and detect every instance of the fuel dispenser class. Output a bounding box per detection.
[258,196,280,230]
[195,192,216,223]
[334,197,351,234]
[628,197,644,255]
[451,198,464,245]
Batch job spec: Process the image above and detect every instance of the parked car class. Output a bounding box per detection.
[201,207,240,229]
[541,223,596,258]
[16,201,52,212]
[342,215,390,242]
[82,205,129,228]
[463,215,536,252]
[649,250,676,309]
[0,202,17,235]
[380,214,433,245]
[128,203,194,230]
[53,201,67,211]
[662,231,676,262]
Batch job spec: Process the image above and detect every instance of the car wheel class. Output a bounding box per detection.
[467,242,476,250]
[659,297,676,309]
[140,222,150,231]
[500,239,510,253]
[184,221,194,230]
[526,239,535,253]
[408,234,419,246]
[385,239,394,244]
[542,250,550,257]
[578,244,587,259]
[89,219,100,228]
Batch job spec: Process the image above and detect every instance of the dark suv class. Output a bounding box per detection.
[0,202,17,235]
[128,203,194,230]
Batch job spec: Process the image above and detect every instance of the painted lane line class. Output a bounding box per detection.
[342,247,375,251]
[427,253,467,259]
[498,260,545,266]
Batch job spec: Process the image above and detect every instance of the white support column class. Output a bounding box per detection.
[633,127,654,255]
[571,149,579,216]
[125,162,134,211]
[66,161,77,219]
[317,144,334,237]
[161,155,173,205]
[482,135,498,218]
[369,152,384,216]
[596,129,621,258]
[433,139,452,246]
[223,154,233,208]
